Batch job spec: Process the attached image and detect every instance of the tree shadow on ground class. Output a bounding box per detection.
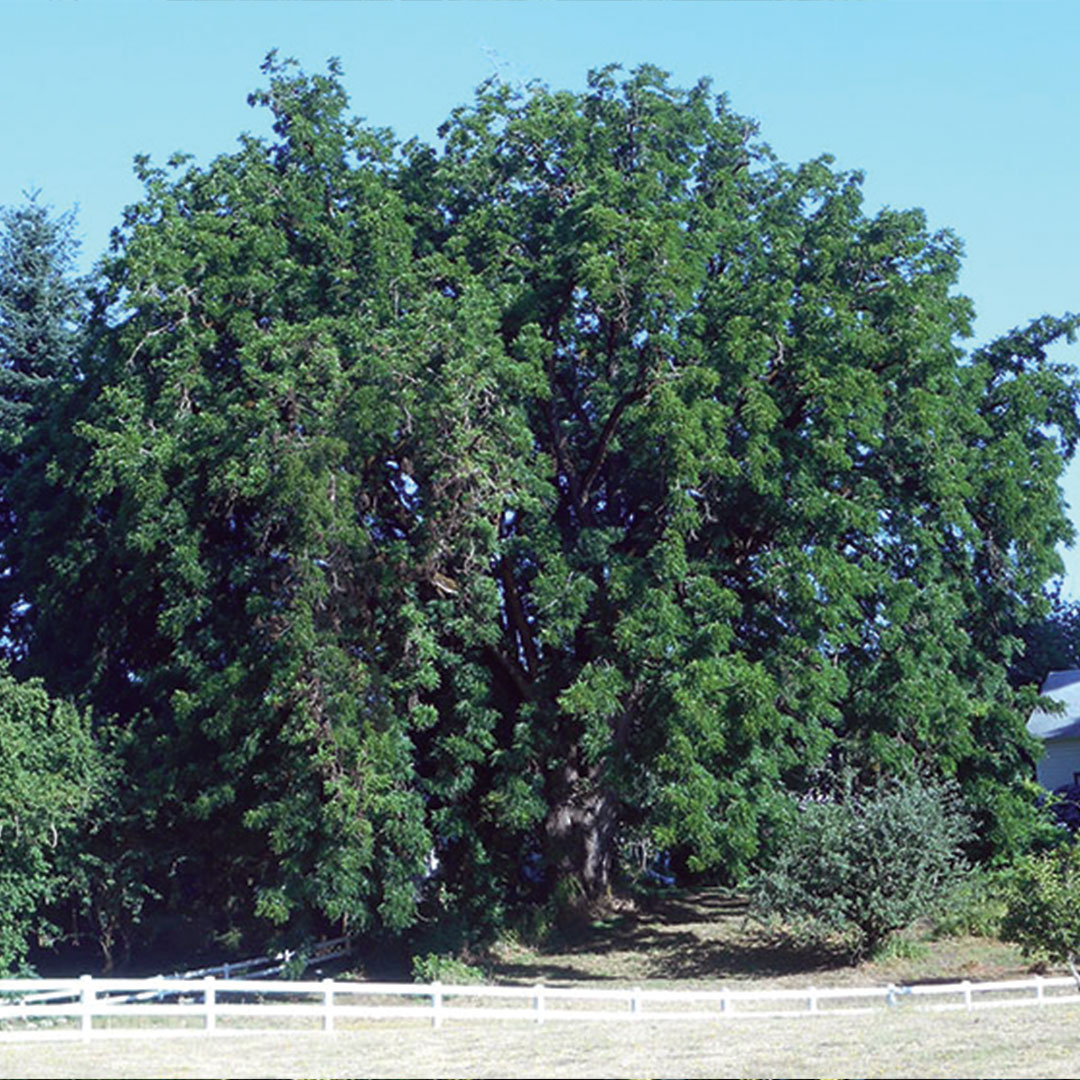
[483,960,622,984]
[488,887,853,984]
[643,928,852,981]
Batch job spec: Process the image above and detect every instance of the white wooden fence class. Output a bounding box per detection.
[1,972,1079,1038]
[12,935,352,1010]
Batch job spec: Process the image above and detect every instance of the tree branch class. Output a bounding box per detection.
[578,385,647,509]
[499,554,540,679]
[484,643,533,701]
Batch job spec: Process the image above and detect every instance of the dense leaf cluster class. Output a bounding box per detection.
[750,771,971,955]
[1,57,1077,963]
[1002,844,1080,983]
[0,671,106,972]
[0,197,84,444]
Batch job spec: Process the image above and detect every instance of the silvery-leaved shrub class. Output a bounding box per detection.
[750,770,971,958]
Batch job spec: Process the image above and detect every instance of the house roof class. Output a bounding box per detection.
[1028,670,1080,741]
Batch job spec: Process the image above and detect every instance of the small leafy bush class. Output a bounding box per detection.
[0,670,110,973]
[932,867,1008,939]
[1001,844,1080,983]
[410,951,486,985]
[750,771,971,958]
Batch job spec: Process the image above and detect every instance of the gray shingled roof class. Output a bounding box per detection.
[1028,670,1080,741]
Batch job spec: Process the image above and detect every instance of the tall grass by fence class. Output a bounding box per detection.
[1,972,1078,1039]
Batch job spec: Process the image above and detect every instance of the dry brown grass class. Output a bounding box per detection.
[3,1005,1080,1079]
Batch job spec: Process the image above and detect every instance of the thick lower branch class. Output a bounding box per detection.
[484,644,533,701]
[578,386,647,509]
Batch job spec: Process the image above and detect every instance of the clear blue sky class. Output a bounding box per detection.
[4,0,1079,588]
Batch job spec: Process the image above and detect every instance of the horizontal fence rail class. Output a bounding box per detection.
[13,936,352,1010]
[0,973,1078,1039]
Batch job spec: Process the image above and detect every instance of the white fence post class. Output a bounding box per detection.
[204,975,216,1031]
[534,983,545,1024]
[322,978,334,1031]
[432,980,443,1029]
[79,974,94,1038]
[962,980,972,1010]
[631,986,642,1018]
[808,986,818,1014]
[1035,975,1044,1004]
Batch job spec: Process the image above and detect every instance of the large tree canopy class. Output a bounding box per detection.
[4,57,1077,955]
[405,62,1078,895]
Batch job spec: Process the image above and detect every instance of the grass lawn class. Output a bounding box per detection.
[4,1007,1080,1079]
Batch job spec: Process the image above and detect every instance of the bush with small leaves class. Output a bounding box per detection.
[750,771,971,958]
[1001,844,1080,985]
[410,951,486,985]
[0,669,107,972]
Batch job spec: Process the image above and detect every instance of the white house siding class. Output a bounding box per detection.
[1036,736,1080,790]
[1028,671,1080,791]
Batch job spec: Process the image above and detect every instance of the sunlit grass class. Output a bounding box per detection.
[3,1005,1080,1079]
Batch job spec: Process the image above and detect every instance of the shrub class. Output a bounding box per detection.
[750,771,971,958]
[0,671,109,973]
[1001,844,1080,984]
[932,867,1009,939]
[410,951,486,985]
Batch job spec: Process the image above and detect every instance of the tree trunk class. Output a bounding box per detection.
[545,775,620,904]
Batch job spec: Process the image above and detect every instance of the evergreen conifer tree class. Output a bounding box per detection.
[0,196,83,448]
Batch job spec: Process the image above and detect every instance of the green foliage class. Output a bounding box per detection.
[1001,845,1080,978]
[2,54,538,949]
[0,669,107,973]
[932,867,1009,939]
[750,772,972,957]
[1013,593,1080,688]
[0,195,84,447]
[410,951,486,985]
[0,195,87,659]
[1,55,1076,957]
